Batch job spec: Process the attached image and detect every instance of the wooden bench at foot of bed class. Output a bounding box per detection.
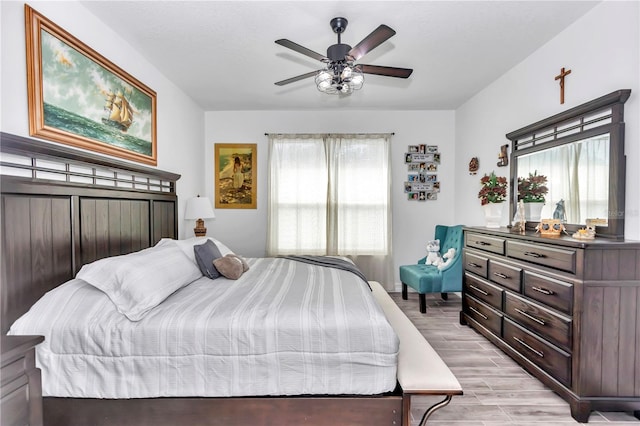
[371,281,463,426]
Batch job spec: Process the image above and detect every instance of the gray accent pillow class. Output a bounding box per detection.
[193,240,222,279]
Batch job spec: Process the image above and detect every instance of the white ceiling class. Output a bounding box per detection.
[79,1,599,111]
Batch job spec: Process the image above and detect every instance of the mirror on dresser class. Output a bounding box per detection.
[506,89,631,239]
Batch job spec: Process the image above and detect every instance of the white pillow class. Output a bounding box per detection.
[77,244,202,321]
[156,237,235,265]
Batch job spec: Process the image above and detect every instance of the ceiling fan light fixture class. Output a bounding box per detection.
[276,18,409,94]
[315,64,363,95]
[315,70,334,91]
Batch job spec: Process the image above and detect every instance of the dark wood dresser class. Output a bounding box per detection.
[1,335,44,426]
[460,226,640,422]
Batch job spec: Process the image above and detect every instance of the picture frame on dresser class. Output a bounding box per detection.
[25,5,158,166]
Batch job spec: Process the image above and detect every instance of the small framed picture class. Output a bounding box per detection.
[408,163,420,171]
[407,192,419,200]
[426,174,437,182]
[427,145,439,153]
[408,174,420,182]
[433,153,441,164]
[408,145,419,153]
[404,182,413,193]
[418,191,427,201]
[433,181,441,192]
[411,182,432,192]
[427,163,438,172]
[405,153,414,163]
[427,192,438,200]
[419,144,427,154]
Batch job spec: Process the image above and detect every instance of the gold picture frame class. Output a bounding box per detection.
[25,5,157,165]
[214,143,257,209]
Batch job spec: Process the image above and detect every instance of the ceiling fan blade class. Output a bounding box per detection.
[275,71,318,86]
[275,39,328,62]
[357,64,413,78]
[347,25,396,61]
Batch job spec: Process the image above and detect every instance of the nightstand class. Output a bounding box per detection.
[1,335,44,426]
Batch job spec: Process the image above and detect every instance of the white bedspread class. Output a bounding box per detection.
[9,257,399,398]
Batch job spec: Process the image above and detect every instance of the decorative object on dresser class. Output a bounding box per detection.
[478,171,508,228]
[184,195,215,237]
[517,171,548,222]
[25,6,157,166]
[507,89,630,239]
[535,218,565,237]
[1,335,44,426]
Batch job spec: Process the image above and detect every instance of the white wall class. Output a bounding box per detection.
[455,1,640,240]
[0,1,205,238]
[204,110,456,286]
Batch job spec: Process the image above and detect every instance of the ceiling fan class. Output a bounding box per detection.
[274,17,413,95]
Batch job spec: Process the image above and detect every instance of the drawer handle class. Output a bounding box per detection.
[513,336,545,358]
[514,308,546,326]
[475,241,490,246]
[469,306,488,320]
[493,272,508,279]
[532,286,555,296]
[468,284,489,296]
[524,251,545,259]
[467,262,482,268]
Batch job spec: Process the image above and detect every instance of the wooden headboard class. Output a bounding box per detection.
[1,132,180,333]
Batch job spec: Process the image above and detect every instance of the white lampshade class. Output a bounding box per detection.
[184,196,215,220]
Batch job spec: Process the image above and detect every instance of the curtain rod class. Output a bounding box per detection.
[264,132,395,136]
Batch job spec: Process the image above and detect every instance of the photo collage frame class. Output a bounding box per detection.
[404,144,440,201]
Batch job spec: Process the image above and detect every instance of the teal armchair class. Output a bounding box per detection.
[399,225,464,313]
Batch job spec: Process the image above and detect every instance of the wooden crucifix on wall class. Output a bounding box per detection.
[555,67,572,104]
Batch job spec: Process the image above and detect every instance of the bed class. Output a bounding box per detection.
[1,132,409,425]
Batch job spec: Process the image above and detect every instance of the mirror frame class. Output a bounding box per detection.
[506,89,631,239]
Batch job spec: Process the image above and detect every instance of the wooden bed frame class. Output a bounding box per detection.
[1,132,461,425]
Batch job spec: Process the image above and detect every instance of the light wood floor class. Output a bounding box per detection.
[390,292,640,426]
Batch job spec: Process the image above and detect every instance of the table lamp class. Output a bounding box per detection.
[184,195,215,237]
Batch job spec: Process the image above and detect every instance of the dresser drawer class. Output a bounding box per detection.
[504,292,572,351]
[488,260,522,292]
[523,271,573,315]
[504,318,571,387]
[506,240,576,274]
[466,233,505,255]
[464,294,503,336]
[464,273,503,310]
[464,251,488,278]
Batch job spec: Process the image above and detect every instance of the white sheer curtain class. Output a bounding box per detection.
[267,134,327,255]
[267,133,394,290]
[517,135,609,223]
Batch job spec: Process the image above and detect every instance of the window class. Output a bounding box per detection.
[267,134,391,258]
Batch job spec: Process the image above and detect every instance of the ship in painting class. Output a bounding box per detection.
[102,90,133,132]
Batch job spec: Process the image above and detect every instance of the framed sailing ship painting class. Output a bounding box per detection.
[214,144,257,209]
[25,5,157,165]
